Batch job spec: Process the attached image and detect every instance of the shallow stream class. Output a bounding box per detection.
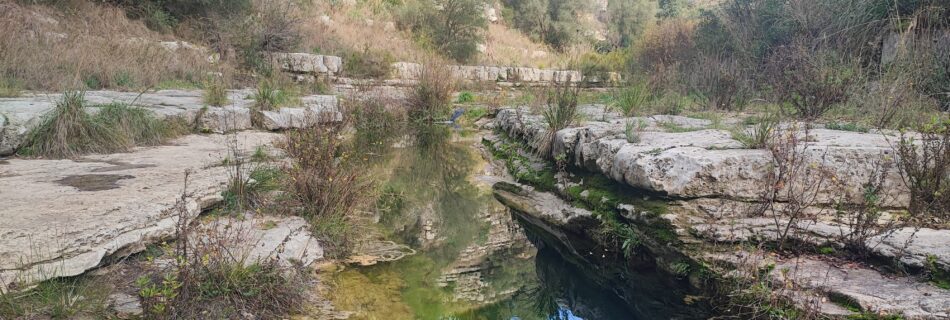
[325,125,672,319]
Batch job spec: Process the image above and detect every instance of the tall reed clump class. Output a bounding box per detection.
[407,63,456,122]
[19,91,188,158]
[536,82,580,157]
[278,124,370,256]
[732,113,779,149]
[202,77,229,107]
[608,80,652,117]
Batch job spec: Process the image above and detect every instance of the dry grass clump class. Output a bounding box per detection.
[278,124,371,256]
[19,91,189,158]
[407,62,456,122]
[0,1,221,91]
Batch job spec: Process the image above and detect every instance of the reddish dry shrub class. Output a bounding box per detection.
[278,124,371,255]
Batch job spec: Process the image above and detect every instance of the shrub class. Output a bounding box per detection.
[896,118,950,222]
[229,1,301,74]
[0,77,21,98]
[279,125,370,255]
[19,91,186,158]
[342,48,394,79]
[686,54,750,111]
[766,45,859,119]
[398,0,487,62]
[456,91,475,104]
[606,0,658,48]
[407,63,456,122]
[501,0,583,51]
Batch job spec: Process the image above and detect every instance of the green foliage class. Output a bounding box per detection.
[537,83,580,157]
[576,51,626,81]
[731,113,777,149]
[657,0,690,18]
[606,0,657,48]
[927,255,950,290]
[0,77,21,97]
[456,91,476,104]
[825,121,869,133]
[252,80,298,111]
[1,277,108,319]
[669,261,691,277]
[624,119,646,143]
[483,137,557,191]
[398,0,487,62]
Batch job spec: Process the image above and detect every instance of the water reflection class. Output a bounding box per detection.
[331,125,639,320]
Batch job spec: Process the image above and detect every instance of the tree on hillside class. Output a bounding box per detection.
[502,0,586,51]
[607,0,657,48]
[657,0,689,18]
[400,0,488,62]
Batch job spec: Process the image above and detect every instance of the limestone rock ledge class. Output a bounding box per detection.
[493,181,950,319]
[0,132,287,291]
[495,107,908,207]
[0,90,341,156]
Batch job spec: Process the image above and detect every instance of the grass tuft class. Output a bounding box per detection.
[19,91,188,158]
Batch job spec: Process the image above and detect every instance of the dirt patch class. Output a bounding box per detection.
[55,174,135,191]
[0,160,10,165]
[91,162,156,172]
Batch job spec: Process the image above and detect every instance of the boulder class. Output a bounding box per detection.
[272,52,329,74]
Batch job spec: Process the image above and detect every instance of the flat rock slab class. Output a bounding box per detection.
[774,258,950,319]
[0,90,340,156]
[0,131,280,291]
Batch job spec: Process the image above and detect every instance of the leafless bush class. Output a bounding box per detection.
[766,44,859,120]
[756,124,833,250]
[896,119,950,223]
[687,54,750,111]
[833,159,900,255]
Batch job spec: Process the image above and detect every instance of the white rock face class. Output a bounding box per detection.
[496,108,908,207]
[0,132,280,291]
[272,52,330,74]
[200,215,324,268]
